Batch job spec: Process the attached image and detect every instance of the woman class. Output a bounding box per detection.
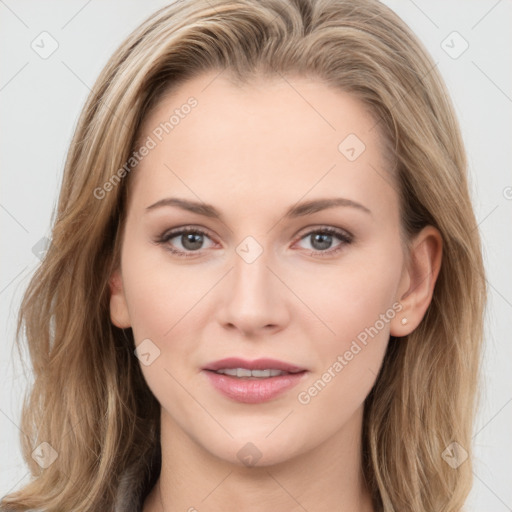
[1,0,486,511]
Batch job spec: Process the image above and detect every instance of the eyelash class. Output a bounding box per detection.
[154,225,353,259]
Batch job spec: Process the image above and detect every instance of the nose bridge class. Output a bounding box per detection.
[231,234,274,303]
[217,232,288,334]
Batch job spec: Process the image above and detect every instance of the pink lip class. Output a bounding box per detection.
[202,357,308,404]
[203,370,308,404]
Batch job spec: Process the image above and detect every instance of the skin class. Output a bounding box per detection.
[109,70,442,512]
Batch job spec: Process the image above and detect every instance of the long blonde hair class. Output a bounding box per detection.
[1,0,486,510]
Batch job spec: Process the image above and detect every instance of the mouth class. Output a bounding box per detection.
[203,357,306,374]
[211,368,301,378]
[202,357,308,403]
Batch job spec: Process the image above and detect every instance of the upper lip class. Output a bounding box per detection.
[203,357,306,373]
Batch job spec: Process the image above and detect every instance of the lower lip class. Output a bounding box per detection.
[203,370,308,404]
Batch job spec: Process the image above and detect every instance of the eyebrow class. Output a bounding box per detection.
[145,196,372,219]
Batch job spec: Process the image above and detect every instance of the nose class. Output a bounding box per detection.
[216,244,290,337]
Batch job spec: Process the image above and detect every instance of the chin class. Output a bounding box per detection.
[199,429,307,469]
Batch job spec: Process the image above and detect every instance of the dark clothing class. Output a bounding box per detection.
[114,448,161,511]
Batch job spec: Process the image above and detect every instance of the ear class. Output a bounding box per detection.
[390,225,443,337]
[109,269,131,328]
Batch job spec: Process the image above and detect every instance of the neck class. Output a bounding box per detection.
[143,405,375,512]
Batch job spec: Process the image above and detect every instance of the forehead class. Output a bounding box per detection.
[129,71,396,216]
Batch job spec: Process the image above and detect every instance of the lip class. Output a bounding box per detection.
[202,357,306,373]
[203,370,308,404]
[202,357,308,404]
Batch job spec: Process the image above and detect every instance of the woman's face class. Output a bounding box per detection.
[111,71,411,466]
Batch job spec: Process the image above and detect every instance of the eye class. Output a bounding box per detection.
[154,226,216,258]
[294,226,353,257]
[154,225,353,259]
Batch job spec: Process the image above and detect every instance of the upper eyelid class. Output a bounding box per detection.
[159,224,353,244]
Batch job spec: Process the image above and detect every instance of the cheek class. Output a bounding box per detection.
[293,283,396,428]
[300,244,402,338]
[120,243,210,407]
[301,240,403,384]
[121,231,209,341]
[124,272,195,341]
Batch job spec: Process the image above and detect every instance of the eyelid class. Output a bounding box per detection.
[158,225,215,241]
[291,225,353,257]
[156,225,217,247]
[157,224,353,244]
[294,224,354,241]
[155,224,354,258]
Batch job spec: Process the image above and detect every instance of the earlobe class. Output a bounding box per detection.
[109,270,131,328]
[391,226,442,337]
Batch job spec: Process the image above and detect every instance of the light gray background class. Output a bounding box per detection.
[1,0,511,509]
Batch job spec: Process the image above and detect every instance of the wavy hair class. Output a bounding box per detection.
[1,0,486,510]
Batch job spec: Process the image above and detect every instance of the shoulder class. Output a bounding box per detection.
[1,451,159,512]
